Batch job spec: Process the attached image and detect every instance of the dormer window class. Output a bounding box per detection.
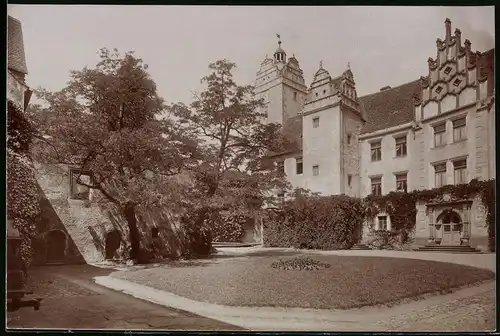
[435,86,443,94]
[453,78,462,87]
[444,66,452,74]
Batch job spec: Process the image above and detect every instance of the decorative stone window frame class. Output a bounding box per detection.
[69,168,93,201]
[452,155,469,185]
[431,160,448,188]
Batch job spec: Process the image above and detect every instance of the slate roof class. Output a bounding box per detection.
[8,16,28,75]
[359,80,421,134]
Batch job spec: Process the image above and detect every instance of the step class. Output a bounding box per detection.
[212,242,261,248]
[351,244,372,250]
[416,245,482,253]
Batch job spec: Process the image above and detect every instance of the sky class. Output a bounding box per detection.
[7,5,495,106]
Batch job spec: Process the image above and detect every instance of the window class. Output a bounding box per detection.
[371,177,382,196]
[277,193,285,205]
[70,169,92,200]
[371,141,382,161]
[433,123,446,147]
[347,174,352,187]
[395,136,407,157]
[312,165,319,176]
[277,161,285,174]
[435,86,443,94]
[152,227,159,238]
[453,159,467,185]
[434,163,447,188]
[453,78,462,87]
[293,91,297,101]
[296,157,303,175]
[452,117,466,142]
[323,90,326,94]
[396,173,408,192]
[313,117,320,128]
[444,66,452,74]
[347,133,352,145]
[378,216,388,230]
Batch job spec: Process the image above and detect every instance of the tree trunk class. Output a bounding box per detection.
[123,202,141,262]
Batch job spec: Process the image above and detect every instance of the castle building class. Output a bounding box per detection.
[260,19,495,251]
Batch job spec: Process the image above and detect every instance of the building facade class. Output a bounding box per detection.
[261,19,495,250]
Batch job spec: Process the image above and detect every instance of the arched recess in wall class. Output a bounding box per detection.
[105,230,122,260]
[45,229,67,263]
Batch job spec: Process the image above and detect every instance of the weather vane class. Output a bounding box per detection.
[276,33,281,45]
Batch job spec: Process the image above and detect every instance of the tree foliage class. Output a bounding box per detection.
[31,48,198,262]
[169,60,291,252]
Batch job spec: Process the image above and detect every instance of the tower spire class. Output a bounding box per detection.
[274,33,286,63]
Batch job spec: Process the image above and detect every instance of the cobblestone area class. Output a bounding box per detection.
[378,285,495,331]
[6,265,243,330]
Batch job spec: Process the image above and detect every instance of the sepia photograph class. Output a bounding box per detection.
[6,4,496,332]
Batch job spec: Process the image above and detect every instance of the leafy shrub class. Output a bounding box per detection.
[366,230,400,250]
[264,194,365,250]
[271,257,330,271]
[208,212,246,242]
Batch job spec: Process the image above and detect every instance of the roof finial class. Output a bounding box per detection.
[265,53,268,58]
[347,62,351,70]
[319,60,323,68]
[276,33,281,46]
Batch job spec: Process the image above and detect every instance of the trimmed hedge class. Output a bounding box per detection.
[264,194,364,250]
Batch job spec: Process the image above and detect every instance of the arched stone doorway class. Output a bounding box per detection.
[436,209,462,245]
[46,230,67,263]
[105,230,121,260]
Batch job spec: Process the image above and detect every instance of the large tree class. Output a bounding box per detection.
[169,60,291,253]
[32,48,198,262]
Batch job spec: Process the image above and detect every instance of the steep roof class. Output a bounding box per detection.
[359,80,421,134]
[8,16,28,75]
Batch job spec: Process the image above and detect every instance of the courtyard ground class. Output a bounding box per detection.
[6,264,243,330]
[110,254,494,309]
[95,247,496,331]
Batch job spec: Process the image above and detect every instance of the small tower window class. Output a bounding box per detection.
[323,90,326,94]
[347,133,352,144]
[313,117,320,128]
[312,165,320,176]
[293,91,297,101]
[453,78,462,87]
[435,86,443,94]
[444,66,452,74]
[348,174,352,187]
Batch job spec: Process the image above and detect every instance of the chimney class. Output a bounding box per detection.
[445,18,452,41]
[454,28,462,48]
[380,86,391,91]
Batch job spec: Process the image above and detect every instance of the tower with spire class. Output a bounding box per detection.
[254,35,307,125]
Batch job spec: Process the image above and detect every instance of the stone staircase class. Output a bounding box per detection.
[415,244,482,253]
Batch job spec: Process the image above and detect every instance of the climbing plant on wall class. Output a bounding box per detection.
[7,101,41,267]
[363,179,495,251]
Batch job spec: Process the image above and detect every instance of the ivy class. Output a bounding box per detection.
[363,179,495,251]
